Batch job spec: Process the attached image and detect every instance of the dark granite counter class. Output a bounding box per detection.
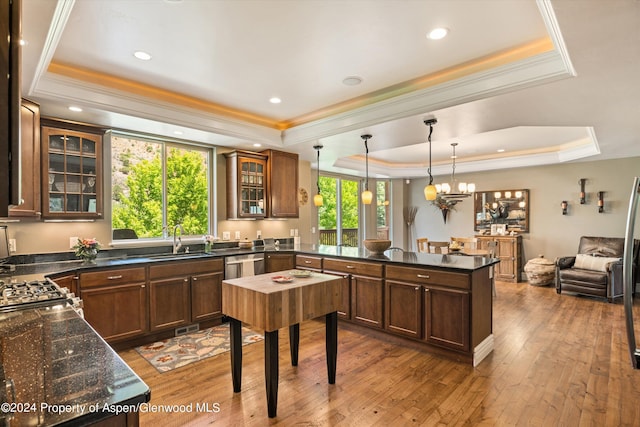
[0,304,150,426]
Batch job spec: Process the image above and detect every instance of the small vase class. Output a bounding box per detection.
[81,248,98,264]
[204,242,212,254]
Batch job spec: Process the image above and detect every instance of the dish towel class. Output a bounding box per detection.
[241,259,255,277]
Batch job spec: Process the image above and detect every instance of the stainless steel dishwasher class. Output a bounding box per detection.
[224,253,265,278]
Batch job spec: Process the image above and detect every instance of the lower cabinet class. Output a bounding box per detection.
[323,258,384,327]
[385,280,421,339]
[423,287,470,352]
[476,235,522,282]
[79,267,148,343]
[149,259,224,331]
[266,253,295,272]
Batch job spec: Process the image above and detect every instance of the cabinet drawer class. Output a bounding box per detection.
[149,258,224,280]
[386,265,469,290]
[80,267,146,288]
[296,255,322,270]
[323,258,384,277]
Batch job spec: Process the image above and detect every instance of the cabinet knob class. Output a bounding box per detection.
[415,286,420,291]
[424,288,429,292]
[416,274,430,279]
[184,278,189,282]
[192,277,197,281]
[141,284,145,288]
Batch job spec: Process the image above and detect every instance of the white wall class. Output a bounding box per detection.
[408,156,640,263]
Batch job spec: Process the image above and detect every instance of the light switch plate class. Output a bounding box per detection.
[8,239,16,253]
[69,237,78,249]
[234,231,241,240]
[222,231,230,241]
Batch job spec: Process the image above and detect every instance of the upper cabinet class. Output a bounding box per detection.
[261,149,299,218]
[225,150,268,219]
[41,121,104,219]
[8,99,41,218]
[225,149,299,219]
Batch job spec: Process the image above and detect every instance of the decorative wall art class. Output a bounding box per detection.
[474,189,529,233]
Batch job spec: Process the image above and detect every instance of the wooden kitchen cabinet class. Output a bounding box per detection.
[41,122,104,219]
[79,267,148,343]
[261,149,299,218]
[225,150,267,219]
[476,235,522,282]
[384,280,422,339]
[149,258,224,331]
[266,253,295,272]
[8,99,40,217]
[423,287,470,352]
[323,258,384,326]
[296,254,322,272]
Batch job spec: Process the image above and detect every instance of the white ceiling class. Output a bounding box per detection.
[20,0,640,180]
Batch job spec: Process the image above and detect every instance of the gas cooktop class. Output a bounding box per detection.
[0,278,81,313]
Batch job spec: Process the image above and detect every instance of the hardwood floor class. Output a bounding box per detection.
[118,281,640,426]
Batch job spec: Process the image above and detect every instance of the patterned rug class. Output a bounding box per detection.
[135,323,263,372]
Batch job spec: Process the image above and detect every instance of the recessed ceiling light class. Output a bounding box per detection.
[427,27,449,40]
[269,97,281,104]
[343,76,362,86]
[253,143,262,147]
[68,106,82,112]
[497,148,505,153]
[134,51,152,61]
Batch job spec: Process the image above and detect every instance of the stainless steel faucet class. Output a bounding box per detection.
[173,224,185,254]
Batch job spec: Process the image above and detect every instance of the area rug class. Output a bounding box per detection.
[135,323,263,372]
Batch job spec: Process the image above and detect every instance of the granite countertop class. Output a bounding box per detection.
[0,304,150,426]
[0,244,498,283]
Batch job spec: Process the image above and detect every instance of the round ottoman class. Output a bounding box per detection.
[525,255,555,286]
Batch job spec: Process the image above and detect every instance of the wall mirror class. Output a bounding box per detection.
[474,189,529,233]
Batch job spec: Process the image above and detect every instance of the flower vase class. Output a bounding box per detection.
[204,242,212,254]
[81,248,98,264]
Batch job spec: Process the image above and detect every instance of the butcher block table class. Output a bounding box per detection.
[222,271,342,418]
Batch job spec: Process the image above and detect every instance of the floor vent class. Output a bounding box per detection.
[175,324,199,336]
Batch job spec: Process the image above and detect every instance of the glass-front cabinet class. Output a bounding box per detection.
[41,125,103,219]
[225,150,267,219]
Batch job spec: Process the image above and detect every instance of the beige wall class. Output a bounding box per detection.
[4,154,639,260]
[408,156,640,263]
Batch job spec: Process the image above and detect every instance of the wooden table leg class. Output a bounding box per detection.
[229,318,242,392]
[325,311,337,384]
[265,330,279,418]
[289,323,299,366]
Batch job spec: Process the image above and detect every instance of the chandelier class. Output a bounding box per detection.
[436,142,475,200]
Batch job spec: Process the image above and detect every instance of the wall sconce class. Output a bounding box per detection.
[579,178,586,204]
[561,200,568,215]
[598,191,604,213]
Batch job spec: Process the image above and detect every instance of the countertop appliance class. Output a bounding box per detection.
[225,253,265,279]
[0,277,83,315]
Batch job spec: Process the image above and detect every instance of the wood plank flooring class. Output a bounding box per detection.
[118,281,640,426]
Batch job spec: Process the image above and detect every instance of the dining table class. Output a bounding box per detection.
[221,270,343,418]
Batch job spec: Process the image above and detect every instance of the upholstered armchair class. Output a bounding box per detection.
[555,236,639,303]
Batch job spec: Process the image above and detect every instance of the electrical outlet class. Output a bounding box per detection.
[312,227,316,234]
[222,231,230,241]
[234,231,241,240]
[290,229,295,237]
[257,230,262,239]
[69,237,78,249]
[8,239,16,253]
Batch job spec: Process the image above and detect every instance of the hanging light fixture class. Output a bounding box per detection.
[313,144,323,207]
[423,118,438,201]
[361,134,373,205]
[437,142,475,201]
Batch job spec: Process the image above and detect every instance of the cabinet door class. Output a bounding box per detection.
[385,280,421,339]
[191,271,223,322]
[324,270,351,320]
[351,275,384,329]
[263,149,299,218]
[149,277,191,331]
[9,100,40,217]
[41,126,103,219]
[266,253,295,272]
[82,283,148,342]
[496,238,516,281]
[423,287,470,352]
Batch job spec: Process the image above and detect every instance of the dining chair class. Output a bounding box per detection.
[429,241,449,254]
[416,238,429,253]
[450,237,478,249]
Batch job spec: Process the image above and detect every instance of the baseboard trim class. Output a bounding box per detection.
[474,334,494,367]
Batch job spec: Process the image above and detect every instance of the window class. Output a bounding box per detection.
[317,175,360,246]
[111,134,212,239]
[376,180,390,239]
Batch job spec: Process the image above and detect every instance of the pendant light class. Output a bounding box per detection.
[437,142,475,201]
[313,144,323,207]
[361,134,373,205]
[423,118,438,201]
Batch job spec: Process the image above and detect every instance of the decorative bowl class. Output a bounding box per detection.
[363,239,392,254]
